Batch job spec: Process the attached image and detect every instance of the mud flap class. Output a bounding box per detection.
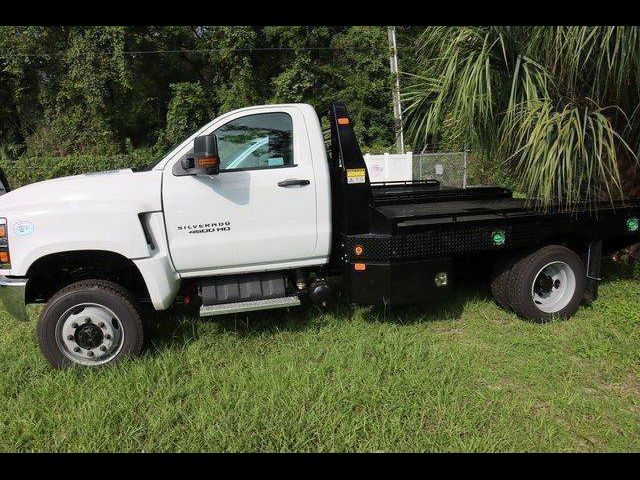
[584,240,602,303]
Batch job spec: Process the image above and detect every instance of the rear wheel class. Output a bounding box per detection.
[508,245,585,322]
[490,252,518,311]
[37,280,144,368]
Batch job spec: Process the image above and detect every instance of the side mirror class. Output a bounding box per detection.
[184,134,219,175]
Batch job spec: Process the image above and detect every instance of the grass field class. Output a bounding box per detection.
[0,261,638,452]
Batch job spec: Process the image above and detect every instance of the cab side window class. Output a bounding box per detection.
[215,113,294,172]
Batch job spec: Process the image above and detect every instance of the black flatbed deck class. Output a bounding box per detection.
[370,181,640,231]
[322,102,640,306]
[375,197,528,222]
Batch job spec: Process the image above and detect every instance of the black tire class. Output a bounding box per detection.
[507,245,585,323]
[37,279,144,368]
[490,252,518,311]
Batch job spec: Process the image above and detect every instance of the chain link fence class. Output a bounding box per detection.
[412,152,468,187]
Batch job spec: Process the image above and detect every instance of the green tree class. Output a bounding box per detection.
[0,26,68,152]
[37,26,132,155]
[330,26,395,151]
[263,26,336,104]
[404,26,640,208]
[197,26,261,113]
[0,26,418,158]
[109,26,204,148]
[161,81,212,147]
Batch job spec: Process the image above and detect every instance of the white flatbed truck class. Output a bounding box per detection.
[0,102,638,368]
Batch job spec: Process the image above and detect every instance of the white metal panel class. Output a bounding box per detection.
[0,170,163,276]
[133,212,181,310]
[363,152,413,182]
[298,104,332,259]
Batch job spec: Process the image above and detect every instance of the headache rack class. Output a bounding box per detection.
[318,102,523,235]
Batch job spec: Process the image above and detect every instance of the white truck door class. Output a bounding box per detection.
[162,106,321,276]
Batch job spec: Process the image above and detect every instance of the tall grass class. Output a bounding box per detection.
[0,266,638,452]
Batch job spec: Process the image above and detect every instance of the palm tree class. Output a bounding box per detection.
[404,26,640,211]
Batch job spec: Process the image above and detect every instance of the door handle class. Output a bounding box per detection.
[278,179,310,187]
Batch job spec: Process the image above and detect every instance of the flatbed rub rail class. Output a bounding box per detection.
[371,179,441,187]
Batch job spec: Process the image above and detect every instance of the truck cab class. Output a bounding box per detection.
[158,103,332,277]
[1,102,639,368]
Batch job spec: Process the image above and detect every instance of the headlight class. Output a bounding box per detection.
[0,218,10,268]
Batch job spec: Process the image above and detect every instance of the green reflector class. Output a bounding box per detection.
[627,217,639,232]
[492,230,506,246]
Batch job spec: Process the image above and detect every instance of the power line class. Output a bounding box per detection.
[0,45,420,58]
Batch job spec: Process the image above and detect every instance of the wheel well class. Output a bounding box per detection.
[543,234,589,250]
[539,234,592,261]
[25,250,149,304]
[485,235,592,273]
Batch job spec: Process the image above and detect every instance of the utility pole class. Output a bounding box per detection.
[388,26,405,154]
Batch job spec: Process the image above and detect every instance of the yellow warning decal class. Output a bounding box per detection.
[346,168,366,184]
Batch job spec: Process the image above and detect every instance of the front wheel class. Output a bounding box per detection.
[508,245,586,323]
[37,280,144,368]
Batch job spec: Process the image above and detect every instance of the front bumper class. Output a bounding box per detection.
[0,275,28,320]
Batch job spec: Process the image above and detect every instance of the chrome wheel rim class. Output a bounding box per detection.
[55,303,124,366]
[531,261,576,314]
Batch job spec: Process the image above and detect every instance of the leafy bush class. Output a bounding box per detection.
[633,258,640,280]
[0,148,156,189]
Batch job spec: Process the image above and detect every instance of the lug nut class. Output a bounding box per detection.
[105,334,112,340]
[87,351,94,357]
[74,347,81,353]
[98,322,105,328]
[100,345,107,352]
[67,334,74,341]
[71,322,78,328]
[85,317,92,323]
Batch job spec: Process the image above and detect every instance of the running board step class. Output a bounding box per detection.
[199,296,301,317]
